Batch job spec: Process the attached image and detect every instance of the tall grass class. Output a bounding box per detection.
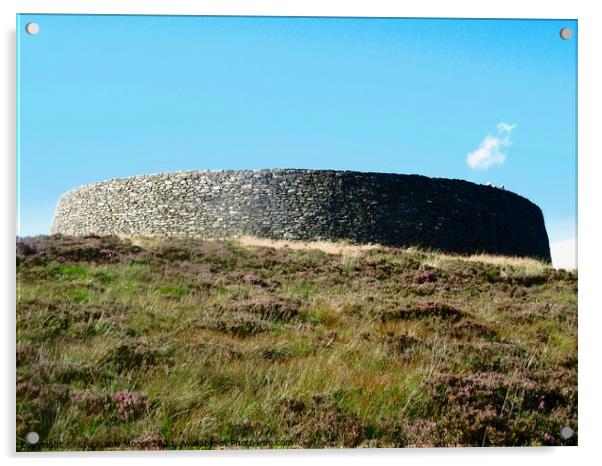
[16,235,577,450]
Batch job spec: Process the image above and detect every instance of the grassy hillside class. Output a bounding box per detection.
[16,235,577,450]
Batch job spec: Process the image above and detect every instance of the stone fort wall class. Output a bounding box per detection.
[51,169,551,261]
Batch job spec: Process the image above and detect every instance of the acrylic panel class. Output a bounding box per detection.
[16,14,577,451]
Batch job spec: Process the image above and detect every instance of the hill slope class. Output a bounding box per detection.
[16,235,577,450]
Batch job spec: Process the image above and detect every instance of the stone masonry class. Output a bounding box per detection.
[51,169,551,261]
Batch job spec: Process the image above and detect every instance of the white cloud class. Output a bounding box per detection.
[496,122,517,134]
[550,237,577,270]
[466,136,507,170]
[466,122,516,170]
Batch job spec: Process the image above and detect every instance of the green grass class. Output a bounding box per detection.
[16,235,577,450]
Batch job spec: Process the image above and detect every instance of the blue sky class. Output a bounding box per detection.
[17,15,577,265]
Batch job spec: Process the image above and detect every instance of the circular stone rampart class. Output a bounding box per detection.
[51,169,551,261]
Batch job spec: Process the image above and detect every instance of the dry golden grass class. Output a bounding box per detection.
[236,237,554,276]
[412,248,551,276]
[234,235,379,256]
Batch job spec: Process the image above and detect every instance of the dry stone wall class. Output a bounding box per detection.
[51,169,551,261]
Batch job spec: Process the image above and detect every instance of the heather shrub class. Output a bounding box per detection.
[113,391,149,422]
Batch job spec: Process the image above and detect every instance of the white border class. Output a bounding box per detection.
[2,1,601,465]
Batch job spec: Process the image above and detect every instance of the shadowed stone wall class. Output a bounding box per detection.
[51,169,551,261]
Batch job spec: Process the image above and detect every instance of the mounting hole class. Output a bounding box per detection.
[25,431,39,445]
[559,28,573,40]
[559,426,574,439]
[25,22,40,35]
